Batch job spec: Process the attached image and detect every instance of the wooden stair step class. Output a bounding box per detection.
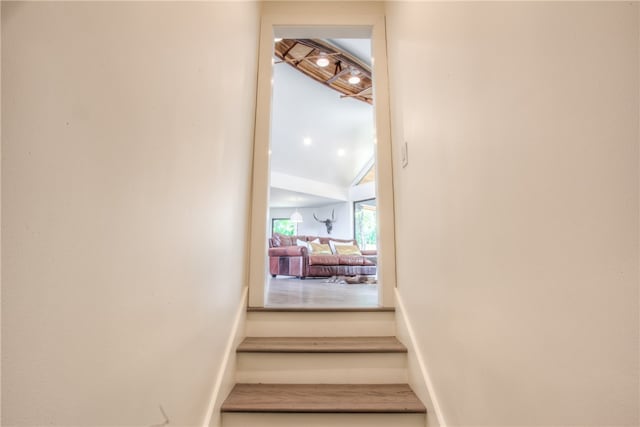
[237,336,407,353]
[221,383,426,413]
[248,307,395,312]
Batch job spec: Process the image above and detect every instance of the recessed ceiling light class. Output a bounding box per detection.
[337,149,346,157]
[303,137,312,146]
[316,53,330,67]
[348,69,361,85]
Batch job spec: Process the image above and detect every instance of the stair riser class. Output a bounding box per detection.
[236,353,407,384]
[222,413,425,427]
[246,312,396,337]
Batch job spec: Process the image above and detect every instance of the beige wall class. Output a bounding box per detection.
[386,2,639,426]
[1,2,259,425]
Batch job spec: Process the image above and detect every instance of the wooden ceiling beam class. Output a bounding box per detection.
[273,38,373,105]
[295,39,372,80]
[281,42,297,59]
[326,68,351,84]
[293,50,315,67]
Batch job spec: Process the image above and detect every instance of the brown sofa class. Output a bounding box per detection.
[268,233,377,279]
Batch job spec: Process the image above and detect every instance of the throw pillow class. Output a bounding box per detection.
[335,245,362,255]
[329,239,356,254]
[309,242,332,254]
[300,238,321,253]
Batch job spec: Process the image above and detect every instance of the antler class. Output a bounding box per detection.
[331,209,337,223]
[313,213,323,223]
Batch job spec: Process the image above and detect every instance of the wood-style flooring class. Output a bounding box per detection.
[265,277,378,308]
[221,384,427,413]
[237,336,407,353]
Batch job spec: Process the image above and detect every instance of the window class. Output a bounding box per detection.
[272,218,297,236]
[354,199,377,250]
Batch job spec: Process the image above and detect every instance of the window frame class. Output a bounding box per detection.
[353,197,377,250]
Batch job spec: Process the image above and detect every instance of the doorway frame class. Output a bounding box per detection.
[248,1,396,307]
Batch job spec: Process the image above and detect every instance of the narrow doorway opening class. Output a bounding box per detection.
[247,10,396,308]
[265,34,379,308]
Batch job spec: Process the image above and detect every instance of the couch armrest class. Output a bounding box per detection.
[361,250,377,256]
[269,246,308,257]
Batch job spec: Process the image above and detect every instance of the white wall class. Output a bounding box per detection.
[270,202,352,239]
[349,181,375,203]
[2,2,259,425]
[387,2,639,426]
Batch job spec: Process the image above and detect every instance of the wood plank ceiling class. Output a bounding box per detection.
[274,39,373,105]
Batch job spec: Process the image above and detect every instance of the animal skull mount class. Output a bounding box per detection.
[313,209,337,234]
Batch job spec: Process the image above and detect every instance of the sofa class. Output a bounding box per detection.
[268,233,377,279]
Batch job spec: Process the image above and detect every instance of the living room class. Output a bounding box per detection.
[264,37,379,307]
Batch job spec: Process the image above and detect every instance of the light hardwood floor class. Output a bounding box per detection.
[237,336,406,353]
[222,384,426,413]
[265,277,379,308]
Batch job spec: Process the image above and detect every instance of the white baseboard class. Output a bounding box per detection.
[395,289,447,427]
[201,286,248,427]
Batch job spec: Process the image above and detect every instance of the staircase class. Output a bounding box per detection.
[220,307,427,427]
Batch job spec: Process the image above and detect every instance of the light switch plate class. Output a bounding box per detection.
[401,141,408,168]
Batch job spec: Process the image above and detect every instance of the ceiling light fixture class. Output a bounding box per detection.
[316,53,330,67]
[290,209,303,223]
[274,37,283,42]
[348,69,361,85]
[337,149,346,157]
[303,137,312,146]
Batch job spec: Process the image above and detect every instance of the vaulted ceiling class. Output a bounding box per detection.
[269,38,375,208]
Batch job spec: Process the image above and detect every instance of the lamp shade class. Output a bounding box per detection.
[290,210,303,223]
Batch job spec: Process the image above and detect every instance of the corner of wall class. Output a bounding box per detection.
[201,286,248,427]
[395,288,445,427]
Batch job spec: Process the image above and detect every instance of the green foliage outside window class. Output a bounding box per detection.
[354,199,377,250]
[272,218,297,236]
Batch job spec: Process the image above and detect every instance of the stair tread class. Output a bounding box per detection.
[221,383,426,413]
[248,307,395,312]
[237,336,407,353]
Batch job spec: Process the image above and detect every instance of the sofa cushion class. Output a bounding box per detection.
[335,244,362,255]
[309,242,331,254]
[338,255,367,266]
[329,239,358,254]
[308,254,340,266]
[306,238,321,252]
